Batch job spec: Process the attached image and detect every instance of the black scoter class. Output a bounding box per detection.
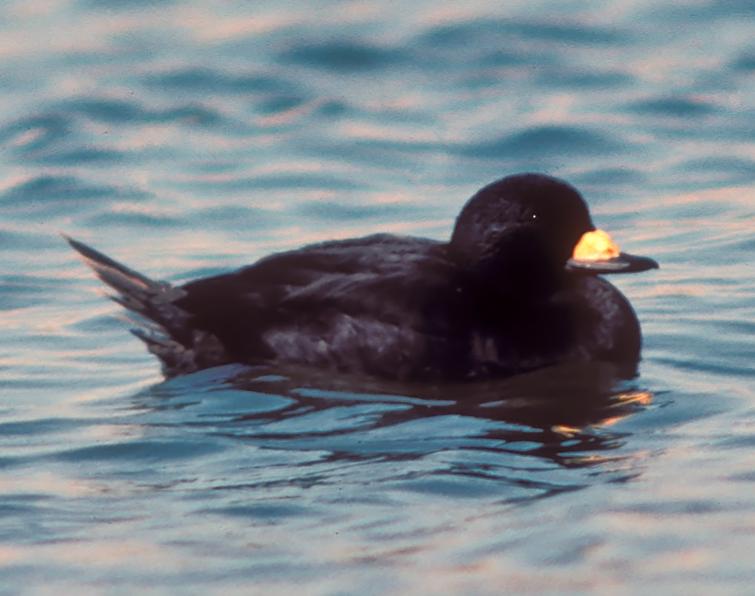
[67,173,658,380]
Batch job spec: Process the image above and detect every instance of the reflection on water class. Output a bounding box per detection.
[128,362,653,502]
[1,363,657,592]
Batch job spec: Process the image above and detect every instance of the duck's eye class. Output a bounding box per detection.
[531,213,538,221]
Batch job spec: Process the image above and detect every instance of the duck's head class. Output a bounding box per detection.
[449,173,658,294]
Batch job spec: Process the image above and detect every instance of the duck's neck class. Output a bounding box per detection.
[462,260,565,304]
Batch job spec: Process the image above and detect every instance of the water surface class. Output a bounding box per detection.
[1,0,754,593]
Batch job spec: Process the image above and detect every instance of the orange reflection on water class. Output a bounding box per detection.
[552,424,581,436]
[598,390,653,428]
[552,390,653,435]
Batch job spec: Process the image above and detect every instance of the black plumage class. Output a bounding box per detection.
[68,173,657,379]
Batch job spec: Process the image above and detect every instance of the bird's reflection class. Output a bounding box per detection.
[134,361,653,477]
[244,361,648,422]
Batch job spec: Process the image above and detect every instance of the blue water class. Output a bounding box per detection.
[1,0,754,592]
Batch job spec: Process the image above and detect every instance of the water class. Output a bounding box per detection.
[1,0,754,592]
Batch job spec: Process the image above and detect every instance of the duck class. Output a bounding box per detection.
[67,173,658,380]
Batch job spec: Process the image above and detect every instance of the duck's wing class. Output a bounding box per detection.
[175,234,461,377]
[69,233,460,378]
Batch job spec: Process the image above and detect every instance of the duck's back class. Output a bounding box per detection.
[68,231,643,380]
[174,233,643,380]
[175,234,467,378]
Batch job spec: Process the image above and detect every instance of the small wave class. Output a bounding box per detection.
[186,205,275,231]
[673,156,755,187]
[732,50,755,71]
[53,438,227,463]
[628,96,718,117]
[0,275,66,311]
[200,502,311,521]
[53,96,226,128]
[178,173,360,193]
[53,97,145,123]
[1,175,148,212]
[143,67,298,95]
[419,18,628,47]
[80,0,175,9]
[459,125,627,159]
[0,114,71,152]
[535,68,633,89]
[0,229,53,250]
[570,167,647,187]
[646,1,755,22]
[85,210,178,228]
[296,200,425,222]
[36,147,127,165]
[279,40,405,71]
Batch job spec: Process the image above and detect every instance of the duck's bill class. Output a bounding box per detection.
[566,252,659,274]
[567,229,658,274]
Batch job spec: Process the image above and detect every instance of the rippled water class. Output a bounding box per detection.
[1,0,754,592]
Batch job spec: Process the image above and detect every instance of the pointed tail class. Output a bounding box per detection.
[66,236,227,375]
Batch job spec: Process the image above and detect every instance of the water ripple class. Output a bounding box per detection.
[1,1,753,592]
[419,18,629,47]
[460,125,628,159]
[143,67,299,95]
[628,95,719,117]
[280,40,405,71]
[733,50,755,71]
[1,114,71,152]
[52,438,228,463]
[1,175,148,215]
[0,275,65,311]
